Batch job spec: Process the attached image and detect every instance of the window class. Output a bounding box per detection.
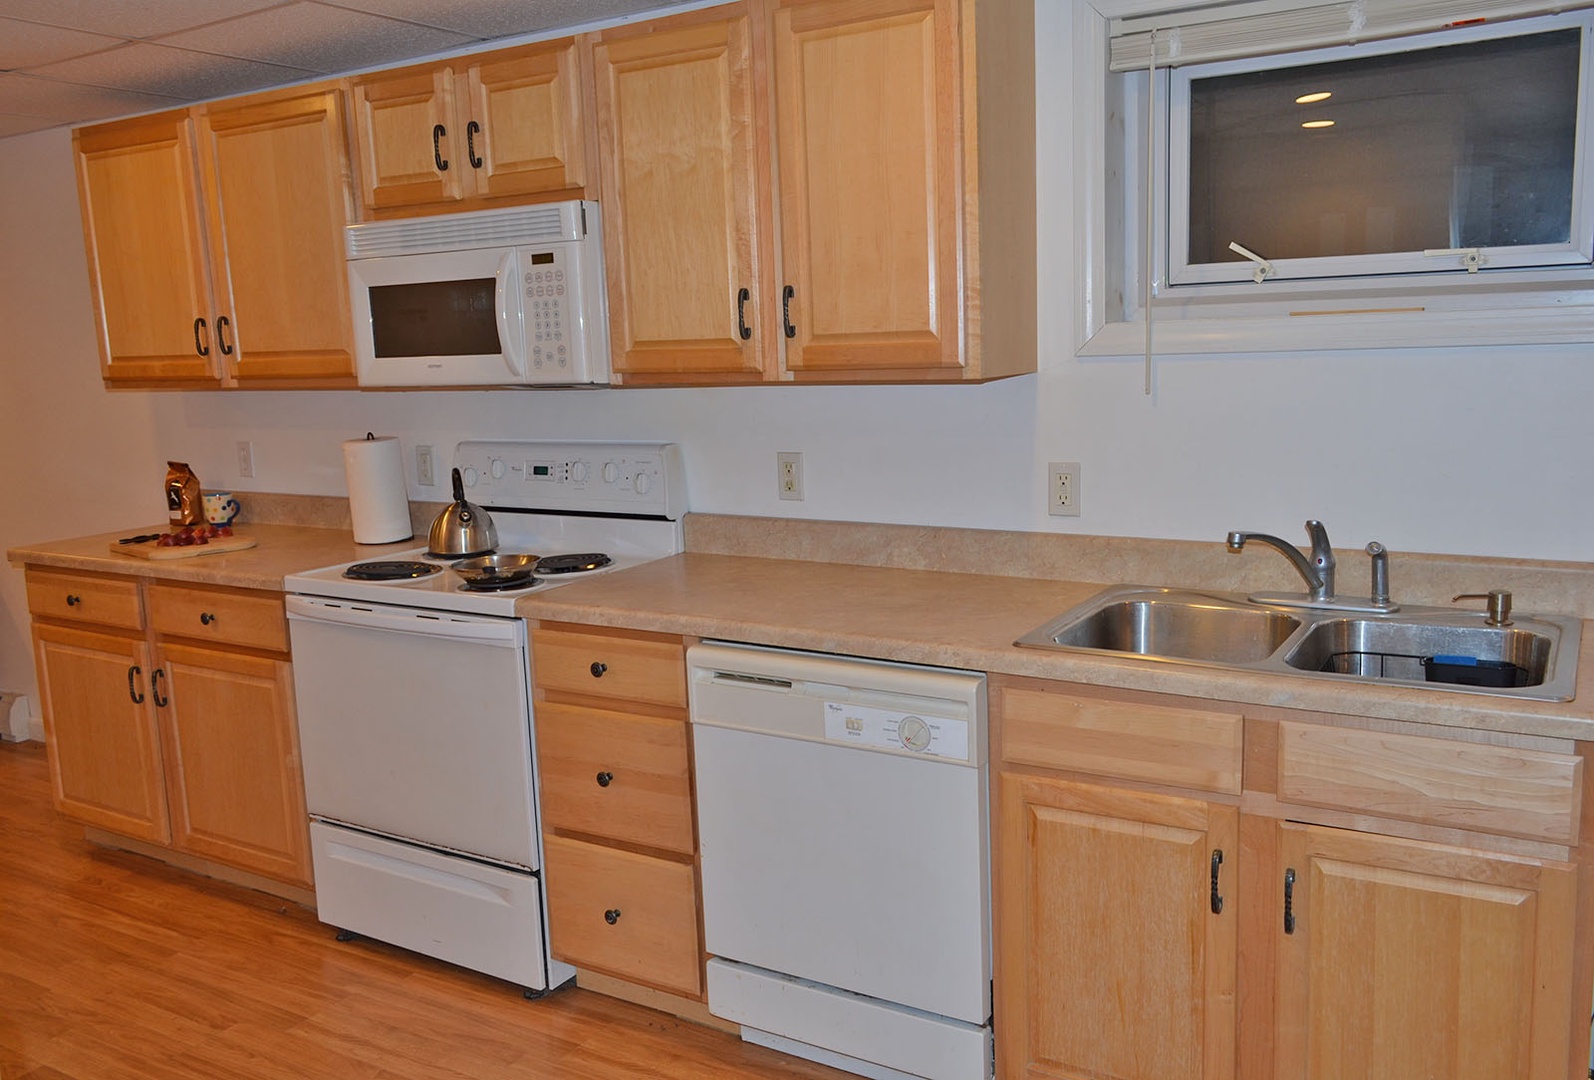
[1170,16,1592,285]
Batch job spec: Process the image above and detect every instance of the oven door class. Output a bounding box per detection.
[286,594,539,867]
[349,245,526,387]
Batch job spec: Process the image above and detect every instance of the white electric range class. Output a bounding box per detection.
[283,440,684,996]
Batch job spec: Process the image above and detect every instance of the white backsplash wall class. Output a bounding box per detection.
[4,0,1594,706]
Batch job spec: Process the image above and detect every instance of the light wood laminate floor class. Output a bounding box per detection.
[0,741,851,1080]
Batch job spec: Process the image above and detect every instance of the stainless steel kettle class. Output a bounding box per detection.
[427,468,498,558]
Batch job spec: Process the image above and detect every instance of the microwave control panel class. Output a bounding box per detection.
[523,247,578,377]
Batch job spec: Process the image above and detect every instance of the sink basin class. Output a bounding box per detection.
[1033,591,1301,664]
[1016,585,1581,701]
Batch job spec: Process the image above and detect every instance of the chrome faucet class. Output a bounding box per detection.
[1365,541,1392,608]
[1226,520,1336,603]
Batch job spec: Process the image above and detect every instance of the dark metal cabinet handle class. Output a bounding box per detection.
[1210,849,1224,915]
[65,594,81,607]
[193,317,210,357]
[152,668,169,709]
[199,612,217,626]
[589,661,607,678]
[127,665,145,705]
[737,287,752,341]
[466,120,483,168]
[432,123,449,171]
[782,285,796,339]
[216,315,234,357]
[604,908,621,925]
[1284,867,1297,934]
[596,771,613,788]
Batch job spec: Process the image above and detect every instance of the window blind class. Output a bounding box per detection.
[1109,0,1593,70]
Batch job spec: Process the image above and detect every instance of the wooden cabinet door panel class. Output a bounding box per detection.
[32,624,168,843]
[75,112,217,385]
[1273,821,1577,1080]
[773,0,961,375]
[351,66,461,210]
[997,773,1237,1080]
[157,643,310,886]
[596,10,772,380]
[467,41,587,200]
[199,88,355,383]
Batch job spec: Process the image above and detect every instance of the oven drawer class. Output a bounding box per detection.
[149,582,288,653]
[26,568,143,631]
[543,834,702,997]
[532,625,686,709]
[535,701,694,855]
[309,821,553,990]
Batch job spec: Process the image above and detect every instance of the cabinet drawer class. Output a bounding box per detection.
[147,582,288,653]
[537,701,694,854]
[543,834,702,997]
[532,626,686,709]
[25,568,143,630]
[1000,685,1244,795]
[1278,722,1582,844]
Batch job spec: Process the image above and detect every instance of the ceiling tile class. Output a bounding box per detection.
[0,18,125,70]
[0,0,290,41]
[158,2,474,75]
[25,41,315,101]
[0,112,60,137]
[0,72,186,123]
[322,0,696,38]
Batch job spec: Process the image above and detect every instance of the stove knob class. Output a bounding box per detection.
[634,471,653,495]
[489,459,506,480]
[569,460,589,483]
[462,467,479,486]
[601,461,618,484]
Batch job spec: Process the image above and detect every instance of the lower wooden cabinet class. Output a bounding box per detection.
[530,622,704,998]
[26,567,311,891]
[992,676,1589,1080]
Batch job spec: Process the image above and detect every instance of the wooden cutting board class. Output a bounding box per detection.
[110,533,258,560]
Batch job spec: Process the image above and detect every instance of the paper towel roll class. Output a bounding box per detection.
[343,434,413,544]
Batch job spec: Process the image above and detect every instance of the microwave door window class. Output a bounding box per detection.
[368,279,501,358]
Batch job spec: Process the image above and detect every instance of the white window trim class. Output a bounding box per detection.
[1072,0,1594,356]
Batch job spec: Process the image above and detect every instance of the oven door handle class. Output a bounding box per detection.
[286,595,521,645]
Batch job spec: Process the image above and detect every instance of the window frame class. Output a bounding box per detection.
[1166,12,1594,287]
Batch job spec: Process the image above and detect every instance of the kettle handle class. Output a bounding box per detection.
[452,468,465,502]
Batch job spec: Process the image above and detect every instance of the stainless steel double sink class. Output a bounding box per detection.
[1015,586,1582,702]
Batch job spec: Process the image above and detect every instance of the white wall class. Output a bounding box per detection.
[4,1,1594,706]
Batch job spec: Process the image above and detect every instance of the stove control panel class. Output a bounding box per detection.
[452,440,685,520]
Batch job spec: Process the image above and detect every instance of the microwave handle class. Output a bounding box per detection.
[496,249,526,378]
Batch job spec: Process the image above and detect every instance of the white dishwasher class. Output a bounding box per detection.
[688,642,991,1080]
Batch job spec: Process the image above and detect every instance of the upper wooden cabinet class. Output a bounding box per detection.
[75,85,357,388]
[594,0,1036,385]
[350,38,591,217]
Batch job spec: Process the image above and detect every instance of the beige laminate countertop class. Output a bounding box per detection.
[12,528,1594,742]
[513,552,1594,744]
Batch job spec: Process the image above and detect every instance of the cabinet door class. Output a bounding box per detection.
[464,39,588,201]
[1273,821,1577,1080]
[997,772,1237,1080]
[198,87,356,384]
[75,111,218,386]
[32,624,168,843]
[156,642,310,887]
[350,64,463,211]
[772,0,962,377]
[595,7,774,381]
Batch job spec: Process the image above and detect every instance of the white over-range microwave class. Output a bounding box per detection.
[346,200,610,387]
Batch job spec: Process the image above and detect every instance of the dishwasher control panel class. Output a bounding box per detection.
[823,701,971,762]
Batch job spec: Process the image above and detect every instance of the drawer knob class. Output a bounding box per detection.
[589,661,607,678]
[65,594,81,607]
[596,771,613,787]
[200,612,217,625]
[604,908,621,925]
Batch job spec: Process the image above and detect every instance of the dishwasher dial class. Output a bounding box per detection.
[897,715,931,752]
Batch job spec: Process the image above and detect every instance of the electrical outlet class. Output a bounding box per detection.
[777,451,804,501]
[236,440,255,479]
[1048,462,1080,517]
[416,444,435,487]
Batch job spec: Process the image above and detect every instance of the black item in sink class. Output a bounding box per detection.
[1422,656,1532,688]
